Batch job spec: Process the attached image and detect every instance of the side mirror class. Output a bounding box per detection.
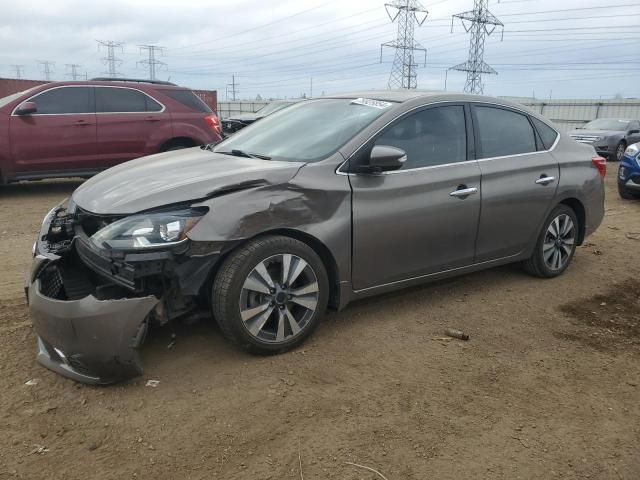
[629,129,640,134]
[15,101,37,115]
[366,145,406,172]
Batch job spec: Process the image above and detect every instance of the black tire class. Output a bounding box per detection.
[212,235,329,355]
[613,141,627,162]
[523,204,579,278]
[618,182,640,200]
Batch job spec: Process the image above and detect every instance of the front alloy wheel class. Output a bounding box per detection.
[212,236,328,354]
[240,254,319,343]
[615,142,626,162]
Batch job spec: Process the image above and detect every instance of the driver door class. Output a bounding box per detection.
[348,103,481,291]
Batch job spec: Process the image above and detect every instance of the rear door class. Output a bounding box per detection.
[95,86,166,166]
[350,103,481,290]
[472,104,560,262]
[9,86,97,176]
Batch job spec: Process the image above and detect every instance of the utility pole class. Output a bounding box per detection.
[137,45,167,80]
[97,40,124,78]
[65,64,86,81]
[380,0,428,89]
[37,61,55,81]
[11,64,25,80]
[227,75,239,101]
[449,0,503,95]
[310,77,313,98]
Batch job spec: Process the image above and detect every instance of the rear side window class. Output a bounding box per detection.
[95,87,162,113]
[163,90,212,113]
[474,106,537,158]
[30,87,93,114]
[374,105,467,169]
[531,117,559,150]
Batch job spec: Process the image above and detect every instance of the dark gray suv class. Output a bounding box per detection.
[27,91,606,384]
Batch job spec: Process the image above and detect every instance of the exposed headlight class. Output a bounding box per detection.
[90,209,206,250]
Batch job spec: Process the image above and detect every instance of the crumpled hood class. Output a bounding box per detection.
[570,129,623,137]
[72,147,303,215]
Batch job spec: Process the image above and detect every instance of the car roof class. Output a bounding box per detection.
[31,80,187,90]
[323,90,528,106]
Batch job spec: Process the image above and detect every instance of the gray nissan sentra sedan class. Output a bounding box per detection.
[26,91,606,384]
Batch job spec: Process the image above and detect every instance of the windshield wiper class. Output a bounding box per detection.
[217,149,271,160]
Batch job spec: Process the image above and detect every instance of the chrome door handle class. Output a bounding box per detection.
[535,176,556,185]
[450,187,478,197]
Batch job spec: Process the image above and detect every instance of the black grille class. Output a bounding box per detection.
[39,266,64,299]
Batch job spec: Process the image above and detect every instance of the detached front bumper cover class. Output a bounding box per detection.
[26,202,160,384]
[29,275,158,384]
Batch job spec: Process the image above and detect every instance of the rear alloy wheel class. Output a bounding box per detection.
[523,205,578,278]
[212,236,328,354]
[614,141,626,162]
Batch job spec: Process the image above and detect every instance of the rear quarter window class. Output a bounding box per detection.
[163,90,212,113]
[531,117,559,150]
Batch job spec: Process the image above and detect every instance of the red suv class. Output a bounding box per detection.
[0,78,222,184]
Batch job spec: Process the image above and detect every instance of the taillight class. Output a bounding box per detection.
[592,156,607,178]
[204,114,222,136]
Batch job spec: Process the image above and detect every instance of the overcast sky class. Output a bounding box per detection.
[1,0,639,100]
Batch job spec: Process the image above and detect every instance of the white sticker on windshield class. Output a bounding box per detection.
[351,98,393,109]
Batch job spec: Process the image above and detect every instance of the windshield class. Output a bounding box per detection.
[0,87,40,109]
[214,98,392,162]
[582,119,630,131]
[257,102,294,116]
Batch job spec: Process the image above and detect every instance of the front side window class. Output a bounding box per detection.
[95,87,162,113]
[372,105,467,169]
[474,106,537,158]
[214,98,391,162]
[29,87,93,114]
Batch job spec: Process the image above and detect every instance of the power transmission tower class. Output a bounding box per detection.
[10,64,25,80]
[66,64,86,81]
[137,45,167,80]
[37,61,55,81]
[449,0,503,95]
[227,75,239,101]
[97,40,124,78]
[380,0,428,90]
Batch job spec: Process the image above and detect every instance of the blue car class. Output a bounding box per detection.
[618,143,640,199]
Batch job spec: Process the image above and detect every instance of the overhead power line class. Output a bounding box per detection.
[97,40,124,78]
[381,0,429,89]
[450,0,504,95]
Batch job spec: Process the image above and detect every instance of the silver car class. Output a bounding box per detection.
[27,91,606,384]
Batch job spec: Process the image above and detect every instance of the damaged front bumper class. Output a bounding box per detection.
[28,271,158,384]
[26,201,220,384]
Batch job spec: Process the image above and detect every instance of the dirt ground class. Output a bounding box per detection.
[0,169,639,480]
